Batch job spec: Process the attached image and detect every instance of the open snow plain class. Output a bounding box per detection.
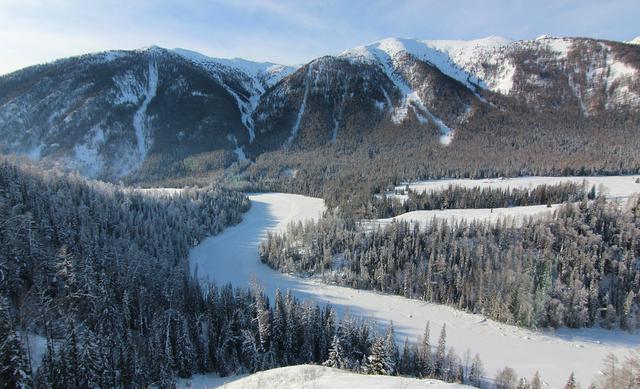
[190,185,640,388]
[393,175,640,200]
[373,175,640,228]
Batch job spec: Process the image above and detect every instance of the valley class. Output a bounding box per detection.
[189,175,640,388]
[2,13,640,387]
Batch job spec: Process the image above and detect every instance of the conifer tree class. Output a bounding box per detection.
[565,372,578,389]
[398,338,413,375]
[364,337,392,375]
[531,371,542,389]
[384,321,398,375]
[0,298,32,389]
[434,323,447,378]
[323,335,347,369]
[469,353,484,387]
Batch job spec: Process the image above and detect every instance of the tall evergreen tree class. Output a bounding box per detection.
[531,371,542,389]
[565,372,578,389]
[323,335,347,369]
[0,298,32,389]
[364,337,392,375]
[434,323,447,378]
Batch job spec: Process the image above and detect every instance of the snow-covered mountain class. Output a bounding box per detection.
[173,48,296,144]
[1,35,639,180]
[340,35,640,115]
[0,46,298,180]
[626,36,640,45]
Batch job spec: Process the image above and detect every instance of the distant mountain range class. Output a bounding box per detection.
[1,35,639,181]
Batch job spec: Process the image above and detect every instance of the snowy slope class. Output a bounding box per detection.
[177,365,473,389]
[189,192,640,389]
[339,38,460,142]
[372,204,560,229]
[173,48,296,143]
[375,175,640,228]
[341,36,640,113]
[341,37,483,91]
[173,48,295,89]
[626,36,640,45]
[340,36,514,94]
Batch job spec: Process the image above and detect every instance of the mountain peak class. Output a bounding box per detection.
[626,36,640,45]
[172,48,295,78]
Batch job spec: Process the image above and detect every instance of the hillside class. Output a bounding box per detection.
[1,36,639,186]
[177,365,474,389]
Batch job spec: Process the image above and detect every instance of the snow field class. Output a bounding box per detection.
[371,203,560,229]
[177,365,473,389]
[371,175,640,229]
[393,175,640,200]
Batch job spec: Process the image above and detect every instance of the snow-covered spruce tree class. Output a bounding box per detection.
[468,353,484,387]
[0,297,32,389]
[417,321,433,378]
[363,336,392,375]
[434,323,447,379]
[495,366,519,389]
[323,335,347,369]
[517,377,531,388]
[530,371,542,389]
[398,338,413,375]
[565,372,578,389]
[383,321,398,375]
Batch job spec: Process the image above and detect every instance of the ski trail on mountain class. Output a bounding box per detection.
[189,193,640,389]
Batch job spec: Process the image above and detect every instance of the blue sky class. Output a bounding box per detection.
[1,0,639,74]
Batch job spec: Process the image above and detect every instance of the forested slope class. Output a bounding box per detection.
[0,158,488,388]
[260,196,640,329]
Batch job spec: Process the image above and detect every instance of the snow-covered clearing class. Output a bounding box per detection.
[21,332,47,374]
[371,175,640,229]
[177,365,472,389]
[393,175,640,201]
[372,203,561,229]
[190,192,640,388]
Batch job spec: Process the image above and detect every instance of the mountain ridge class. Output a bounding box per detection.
[1,35,639,182]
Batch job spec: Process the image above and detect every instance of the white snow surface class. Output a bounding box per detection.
[72,124,106,177]
[340,39,455,140]
[284,66,312,148]
[340,37,490,92]
[341,36,512,93]
[177,365,472,389]
[173,48,295,84]
[372,204,561,230]
[189,191,640,389]
[131,60,158,171]
[626,36,640,45]
[393,175,640,201]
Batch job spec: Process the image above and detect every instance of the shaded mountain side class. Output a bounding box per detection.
[0,36,639,183]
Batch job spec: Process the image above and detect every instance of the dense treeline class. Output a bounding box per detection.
[0,158,492,387]
[369,182,592,219]
[0,158,249,387]
[260,196,640,329]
